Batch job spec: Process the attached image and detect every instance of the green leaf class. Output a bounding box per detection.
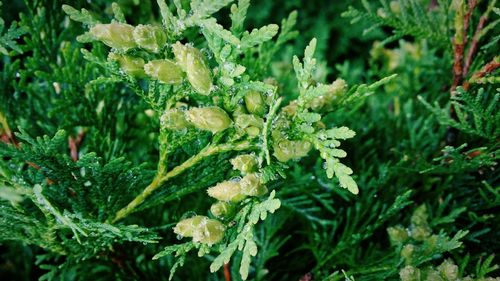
[240,24,279,49]
[191,0,234,18]
[62,4,99,25]
[200,18,241,46]
[230,0,250,35]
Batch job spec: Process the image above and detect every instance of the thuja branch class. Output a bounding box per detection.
[451,0,465,95]
[463,0,497,77]
[111,140,256,223]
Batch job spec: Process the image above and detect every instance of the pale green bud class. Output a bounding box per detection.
[424,268,443,281]
[192,217,226,245]
[390,1,401,14]
[207,180,246,202]
[133,24,166,53]
[108,53,146,78]
[235,114,264,129]
[245,126,261,137]
[282,101,298,117]
[173,215,225,245]
[173,215,204,237]
[210,201,235,219]
[240,173,267,196]
[160,109,190,130]
[186,107,232,134]
[230,154,258,174]
[411,205,429,227]
[399,265,421,281]
[387,225,409,245]
[273,140,312,162]
[377,8,388,19]
[244,91,267,116]
[410,225,431,241]
[172,41,212,95]
[172,41,188,71]
[401,244,415,264]
[437,260,458,281]
[235,114,264,137]
[90,23,136,51]
[309,78,347,112]
[144,59,184,84]
[233,104,248,116]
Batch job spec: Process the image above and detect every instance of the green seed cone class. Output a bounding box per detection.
[90,23,136,51]
[172,41,212,95]
[192,218,225,245]
[173,215,204,237]
[235,114,263,129]
[160,109,190,130]
[244,91,267,116]
[210,201,235,219]
[186,107,232,134]
[173,216,225,245]
[387,225,409,245]
[230,154,258,174]
[172,41,188,71]
[437,260,458,281]
[240,173,267,196]
[133,24,166,53]
[144,59,184,84]
[308,78,347,112]
[399,266,421,281]
[108,53,146,78]
[207,180,245,202]
[273,139,312,162]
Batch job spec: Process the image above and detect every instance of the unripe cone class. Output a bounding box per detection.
[273,140,312,162]
[240,173,267,196]
[133,24,166,53]
[230,154,258,174]
[235,114,263,129]
[309,78,347,112]
[172,42,212,95]
[210,201,235,218]
[144,59,183,84]
[90,23,136,51]
[108,53,146,78]
[437,260,458,281]
[160,109,190,130]
[192,218,225,245]
[173,215,204,237]
[186,107,232,134]
[244,91,266,116]
[207,180,245,202]
[172,42,188,71]
[173,215,225,245]
[399,266,421,281]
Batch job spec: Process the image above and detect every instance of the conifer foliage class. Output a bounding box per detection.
[1,0,499,280]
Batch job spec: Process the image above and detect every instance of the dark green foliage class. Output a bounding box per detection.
[1,0,499,281]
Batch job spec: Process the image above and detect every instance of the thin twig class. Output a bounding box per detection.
[224,263,231,281]
[463,7,489,77]
[464,56,500,90]
[110,141,256,223]
[451,1,466,95]
[68,130,86,162]
[0,111,18,146]
[463,0,477,34]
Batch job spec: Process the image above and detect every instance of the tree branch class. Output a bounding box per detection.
[110,140,256,223]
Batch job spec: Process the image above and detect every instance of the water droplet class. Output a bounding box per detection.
[230,176,242,183]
